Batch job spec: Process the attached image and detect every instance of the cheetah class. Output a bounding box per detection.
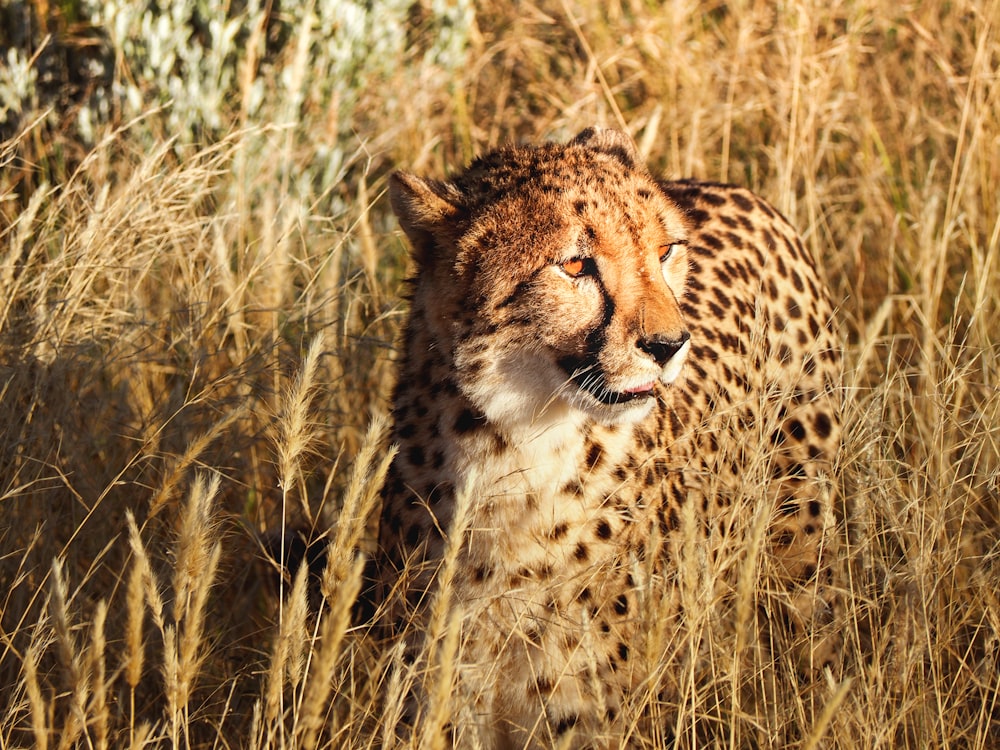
[372,127,842,748]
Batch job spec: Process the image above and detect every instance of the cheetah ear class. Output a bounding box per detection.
[389,171,465,268]
[570,127,640,169]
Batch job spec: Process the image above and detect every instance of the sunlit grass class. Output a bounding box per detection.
[0,0,997,747]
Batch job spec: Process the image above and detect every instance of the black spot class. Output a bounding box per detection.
[785,462,807,478]
[561,479,583,496]
[407,446,425,466]
[555,715,579,735]
[703,233,724,250]
[435,377,460,397]
[493,432,509,454]
[578,587,592,602]
[808,500,822,517]
[787,419,807,441]
[671,482,686,506]
[778,497,798,515]
[617,642,630,661]
[691,343,715,361]
[595,520,612,539]
[536,676,553,694]
[756,197,777,218]
[573,199,587,215]
[731,192,754,212]
[638,430,656,451]
[613,594,629,615]
[688,208,711,226]
[666,507,680,532]
[586,441,604,470]
[461,358,484,378]
[550,522,569,540]
[808,315,820,337]
[783,235,800,262]
[791,269,805,292]
[815,412,833,439]
[574,543,589,561]
[774,530,795,546]
[725,259,747,283]
[786,296,802,319]
[454,408,480,434]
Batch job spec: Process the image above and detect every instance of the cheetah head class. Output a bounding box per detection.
[390,127,691,430]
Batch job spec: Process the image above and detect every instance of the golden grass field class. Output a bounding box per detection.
[1,0,998,747]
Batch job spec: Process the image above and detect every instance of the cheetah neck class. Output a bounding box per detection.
[390,311,641,551]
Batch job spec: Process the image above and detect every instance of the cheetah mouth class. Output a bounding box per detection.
[558,357,658,406]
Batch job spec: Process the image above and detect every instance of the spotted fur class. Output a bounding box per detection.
[372,128,842,748]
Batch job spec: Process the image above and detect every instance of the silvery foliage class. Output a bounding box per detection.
[1,0,474,148]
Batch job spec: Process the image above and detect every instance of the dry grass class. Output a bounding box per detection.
[1,0,998,747]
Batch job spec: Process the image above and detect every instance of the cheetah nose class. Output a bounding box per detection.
[638,331,691,366]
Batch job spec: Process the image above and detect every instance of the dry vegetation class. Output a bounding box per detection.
[0,0,998,747]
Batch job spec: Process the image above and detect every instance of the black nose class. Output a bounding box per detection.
[638,331,690,366]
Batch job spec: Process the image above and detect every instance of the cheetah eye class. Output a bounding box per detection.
[558,257,594,278]
[659,243,683,263]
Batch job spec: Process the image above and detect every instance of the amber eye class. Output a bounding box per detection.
[559,257,590,278]
[659,242,684,263]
